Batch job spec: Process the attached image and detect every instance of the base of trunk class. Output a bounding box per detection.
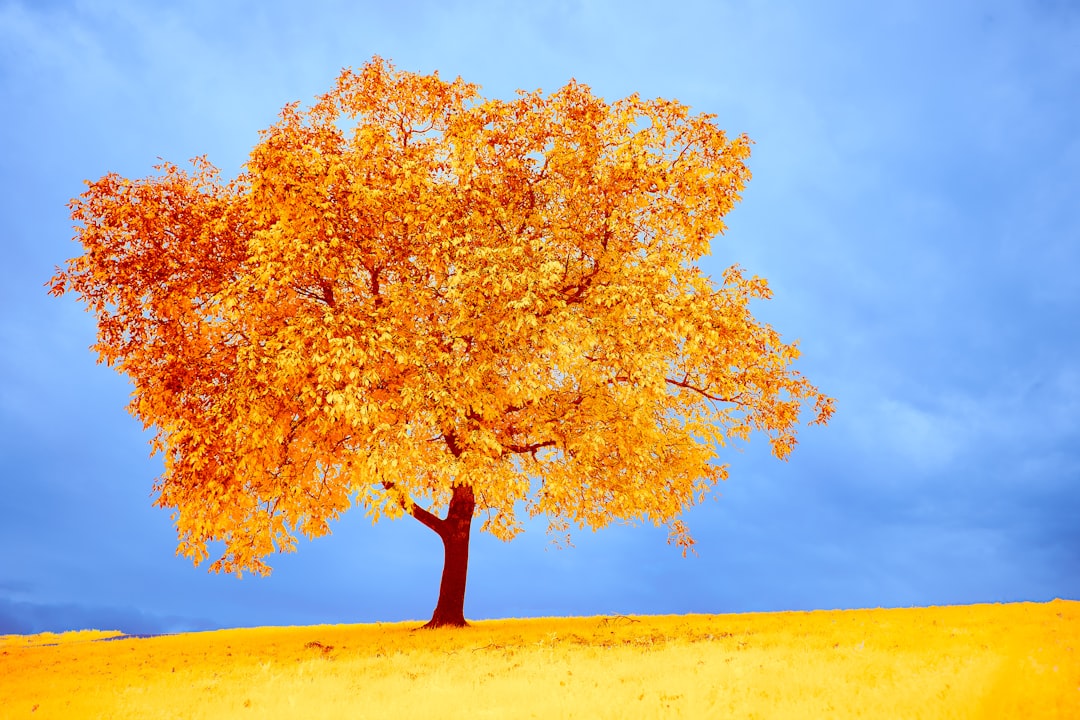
[419,614,470,630]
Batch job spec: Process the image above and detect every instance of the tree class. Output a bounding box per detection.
[50,57,834,628]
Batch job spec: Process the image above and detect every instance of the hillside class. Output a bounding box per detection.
[2,600,1076,718]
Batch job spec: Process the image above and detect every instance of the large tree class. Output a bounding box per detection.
[51,57,833,628]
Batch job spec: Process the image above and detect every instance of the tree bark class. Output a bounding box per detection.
[422,483,475,629]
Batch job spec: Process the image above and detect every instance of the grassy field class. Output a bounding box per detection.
[2,600,1076,719]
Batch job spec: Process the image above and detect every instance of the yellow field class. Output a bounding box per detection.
[2,600,1076,719]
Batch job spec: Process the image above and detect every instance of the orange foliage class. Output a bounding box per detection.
[51,57,833,576]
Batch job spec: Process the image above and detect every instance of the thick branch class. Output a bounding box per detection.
[443,430,464,458]
[318,278,336,308]
[501,438,558,457]
[369,265,383,309]
[382,481,445,536]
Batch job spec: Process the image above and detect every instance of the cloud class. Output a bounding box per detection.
[0,595,213,635]
[869,399,968,473]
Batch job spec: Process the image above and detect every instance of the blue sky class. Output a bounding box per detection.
[2,0,1078,634]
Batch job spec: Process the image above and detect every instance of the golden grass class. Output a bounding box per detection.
[2,600,1076,719]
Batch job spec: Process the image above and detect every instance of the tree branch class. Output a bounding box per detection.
[464,406,556,459]
[501,438,557,458]
[369,266,383,309]
[664,376,740,404]
[319,278,336,308]
[292,283,333,306]
[443,430,464,458]
[382,481,445,536]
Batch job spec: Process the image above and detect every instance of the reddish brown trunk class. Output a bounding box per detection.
[422,484,475,629]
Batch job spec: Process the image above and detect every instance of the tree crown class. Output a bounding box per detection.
[51,57,834,574]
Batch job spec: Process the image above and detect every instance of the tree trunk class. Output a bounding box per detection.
[422,483,475,629]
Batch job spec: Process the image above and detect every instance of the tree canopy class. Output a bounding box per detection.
[51,57,833,626]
